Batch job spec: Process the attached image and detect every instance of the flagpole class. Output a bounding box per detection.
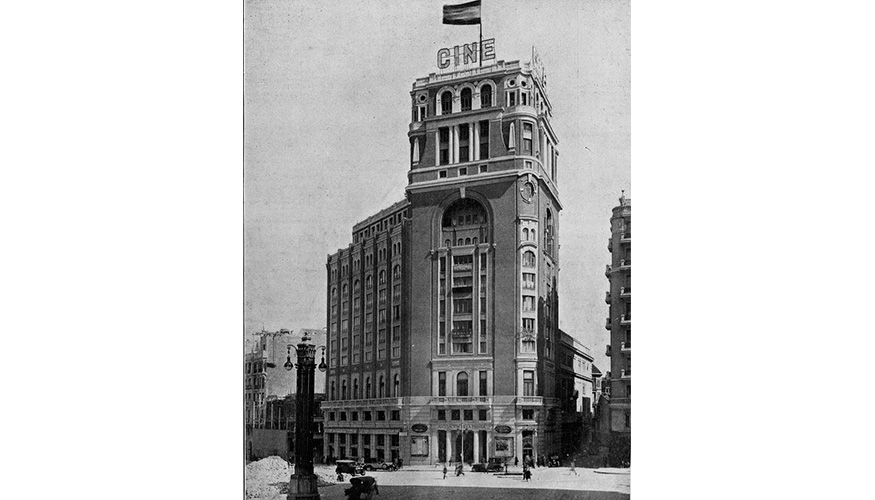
[479,21,483,67]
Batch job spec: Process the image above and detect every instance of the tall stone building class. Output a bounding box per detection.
[605,192,631,464]
[323,50,569,466]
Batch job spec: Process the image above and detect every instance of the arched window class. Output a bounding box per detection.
[393,265,401,281]
[393,374,400,397]
[341,380,347,400]
[441,91,453,114]
[342,284,348,296]
[545,209,554,255]
[460,87,472,111]
[457,372,469,396]
[445,239,451,248]
[458,238,463,246]
[330,381,336,400]
[379,270,386,284]
[523,251,536,267]
[523,228,529,241]
[481,84,492,108]
[366,275,372,288]
[353,379,359,399]
[473,237,478,245]
[379,375,385,398]
[366,377,371,399]
[354,280,360,293]
[465,237,471,245]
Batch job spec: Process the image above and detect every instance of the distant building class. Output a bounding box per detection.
[556,330,595,458]
[245,328,327,461]
[604,192,631,465]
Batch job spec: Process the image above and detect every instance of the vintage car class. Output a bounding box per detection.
[361,459,396,471]
[335,459,365,476]
[472,457,505,472]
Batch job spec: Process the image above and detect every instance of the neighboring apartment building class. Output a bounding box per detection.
[556,330,595,458]
[605,192,631,465]
[324,50,575,465]
[245,328,327,461]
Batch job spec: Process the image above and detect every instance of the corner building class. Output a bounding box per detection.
[324,55,563,466]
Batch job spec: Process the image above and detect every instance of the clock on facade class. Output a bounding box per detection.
[520,181,535,203]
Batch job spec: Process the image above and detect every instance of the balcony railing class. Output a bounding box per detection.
[619,259,631,269]
[431,396,492,405]
[453,264,473,272]
[621,286,631,297]
[621,369,631,378]
[516,396,544,405]
[605,317,611,330]
[451,329,472,339]
[605,344,612,357]
[621,341,631,352]
[621,232,631,243]
[320,397,404,409]
[621,314,631,325]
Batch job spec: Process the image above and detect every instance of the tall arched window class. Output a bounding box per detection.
[393,374,400,397]
[523,228,529,241]
[379,270,386,284]
[545,209,554,256]
[353,378,359,399]
[393,265,401,281]
[366,275,372,288]
[379,375,385,398]
[441,91,453,114]
[523,250,536,267]
[366,377,371,399]
[330,381,335,400]
[341,380,347,400]
[457,372,469,396]
[481,84,492,108]
[460,87,472,111]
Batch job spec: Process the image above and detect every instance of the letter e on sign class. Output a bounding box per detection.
[481,39,496,61]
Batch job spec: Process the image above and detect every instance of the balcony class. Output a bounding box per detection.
[605,344,612,357]
[620,286,631,298]
[515,396,544,405]
[431,396,492,405]
[451,329,472,339]
[605,264,612,277]
[453,264,473,272]
[320,397,404,410]
[621,369,631,379]
[621,232,631,243]
[619,259,631,270]
[605,317,611,330]
[604,291,611,304]
[621,341,631,353]
[621,314,631,326]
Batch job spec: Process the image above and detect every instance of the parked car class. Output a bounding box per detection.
[472,457,505,472]
[361,459,395,471]
[335,459,364,476]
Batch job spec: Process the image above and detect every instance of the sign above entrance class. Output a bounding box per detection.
[494,425,512,434]
[411,424,428,433]
[437,39,496,69]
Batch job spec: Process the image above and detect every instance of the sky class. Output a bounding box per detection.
[244,0,630,373]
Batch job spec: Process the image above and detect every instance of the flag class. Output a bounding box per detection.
[443,0,481,25]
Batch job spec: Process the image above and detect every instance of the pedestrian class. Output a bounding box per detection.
[523,464,530,482]
[570,459,578,476]
[514,456,519,467]
[442,464,447,479]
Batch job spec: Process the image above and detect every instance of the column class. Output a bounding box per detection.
[473,430,480,464]
[486,429,493,461]
[445,430,452,464]
[516,430,523,463]
[323,431,330,462]
[473,121,480,161]
[453,125,460,164]
[533,429,538,465]
[431,430,439,464]
[386,432,392,461]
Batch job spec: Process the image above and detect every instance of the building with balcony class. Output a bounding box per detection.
[324,51,573,466]
[556,331,595,458]
[604,192,631,465]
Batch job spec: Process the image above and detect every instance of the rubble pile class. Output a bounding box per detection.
[244,457,337,499]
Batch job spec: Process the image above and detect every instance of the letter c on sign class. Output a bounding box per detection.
[437,48,451,69]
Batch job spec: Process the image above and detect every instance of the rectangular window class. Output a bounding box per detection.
[523,370,534,396]
[523,123,533,154]
[438,372,446,396]
[479,164,487,173]
[377,435,385,446]
[523,273,535,289]
[464,410,473,421]
[459,124,470,162]
[451,409,460,421]
[340,412,347,421]
[479,371,488,396]
[351,411,358,421]
[478,409,488,421]
[439,320,446,355]
[522,318,535,332]
[363,411,372,421]
[439,127,450,165]
[522,409,534,420]
[437,409,446,421]
[439,170,447,178]
[391,435,400,447]
[329,412,335,421]
[391,410,400,421]
[459,167,467,176]
[521,92,528,106]
[522,296,535,312]
[507,91,516,107]
[478,120,489,159]
[377,411,386,421]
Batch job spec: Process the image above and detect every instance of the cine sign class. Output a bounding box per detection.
[437,39,496,69]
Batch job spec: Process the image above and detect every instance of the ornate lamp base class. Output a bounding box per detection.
[287,473,320,500]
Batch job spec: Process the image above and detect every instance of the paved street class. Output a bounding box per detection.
[266,465,630,500]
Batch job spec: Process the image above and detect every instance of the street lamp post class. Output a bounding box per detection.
[284,332,327,500]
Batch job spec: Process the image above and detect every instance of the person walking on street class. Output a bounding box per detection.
[442,464,447,479]
[514,456,519,467]
[570,459,578,476]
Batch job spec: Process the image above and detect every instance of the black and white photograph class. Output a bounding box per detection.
[245,1,630,498]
